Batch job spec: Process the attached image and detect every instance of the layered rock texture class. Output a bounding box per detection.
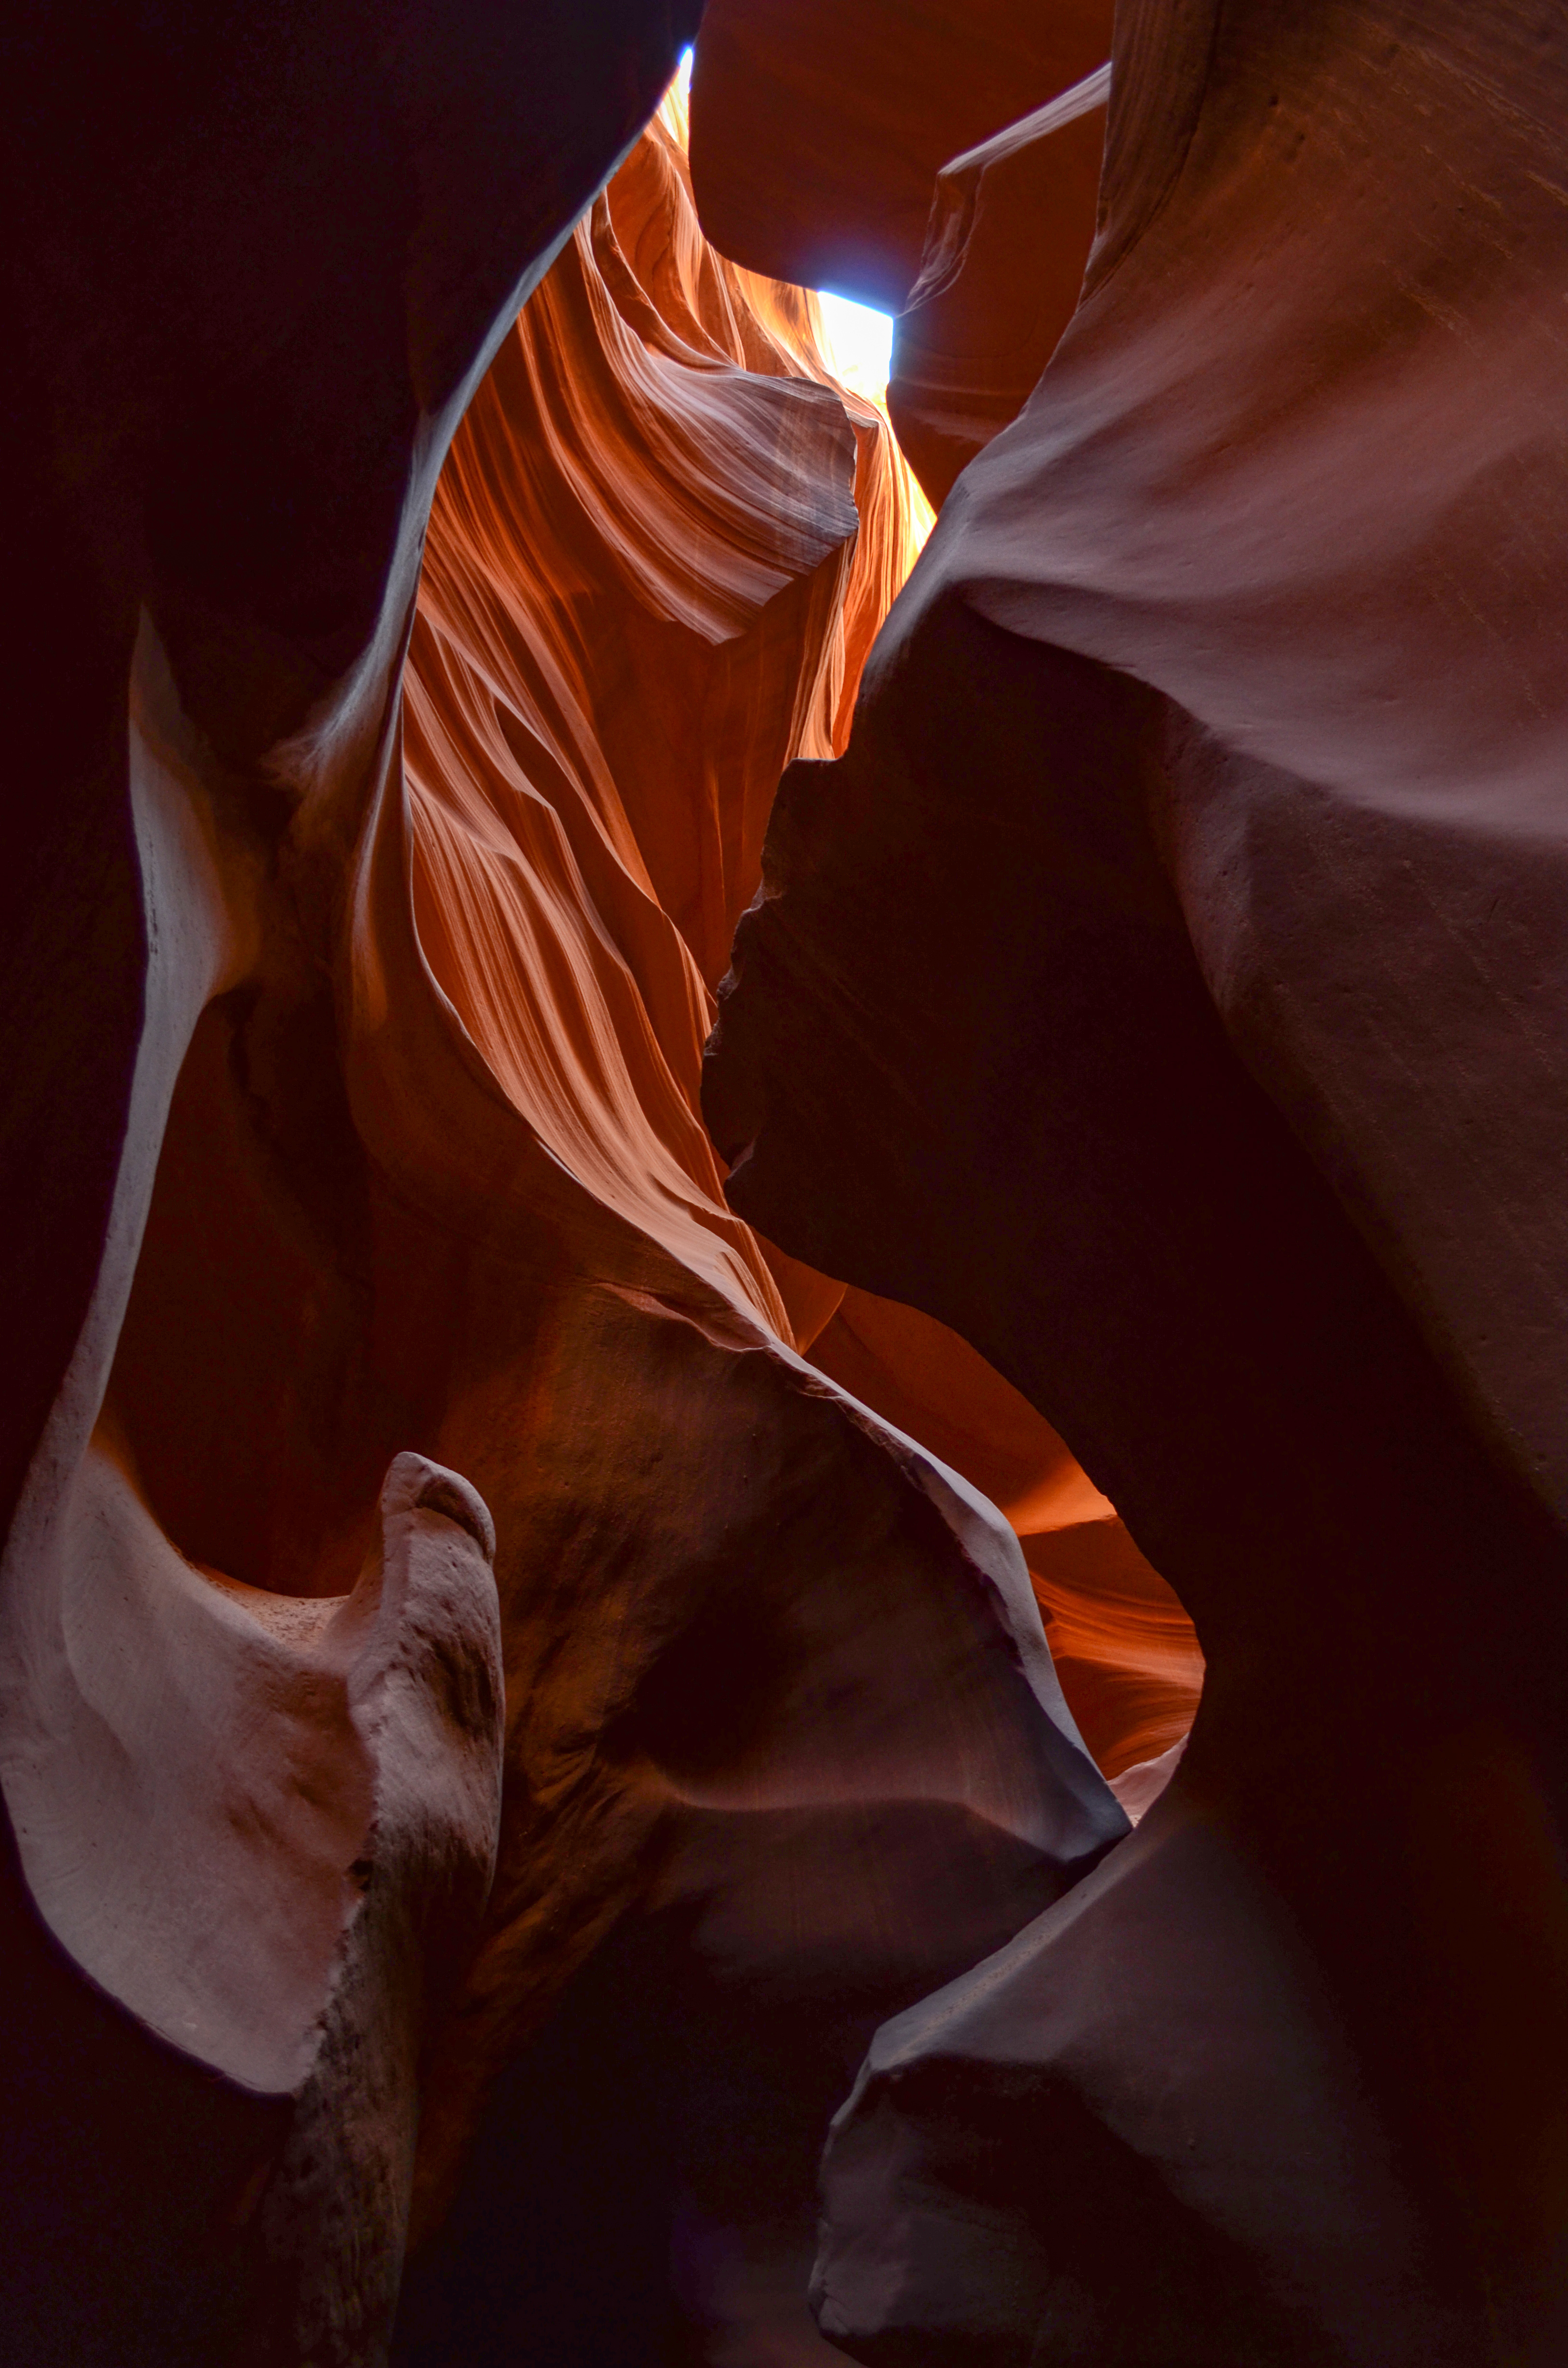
[1,21,1136,2366]
[808,1284,1201,1802]
[390,104,1127,2367]
[703,0,1568,2360]
[3,7,696,2353]
[12,0,1565,2362]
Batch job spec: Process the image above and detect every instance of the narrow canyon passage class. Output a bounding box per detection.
[5,5,1568,2366]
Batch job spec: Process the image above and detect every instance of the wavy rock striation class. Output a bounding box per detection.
[389,103,1123,2368]
[3,9,703,2358]
[808,1283,1203,1803]
[704,0,1568,2357]
[1,29,1124,2367]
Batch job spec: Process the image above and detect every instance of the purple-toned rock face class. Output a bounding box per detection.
[703,0,1568,2358]
[687,0,1115,311]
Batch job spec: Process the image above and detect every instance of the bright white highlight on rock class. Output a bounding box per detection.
[662,55,898,413]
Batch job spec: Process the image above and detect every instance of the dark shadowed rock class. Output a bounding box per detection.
[688,0,1113,310]
[704,6,1568,2349]
[888,68,1109,510]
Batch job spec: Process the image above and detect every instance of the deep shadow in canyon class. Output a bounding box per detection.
[6,2,1568,2364]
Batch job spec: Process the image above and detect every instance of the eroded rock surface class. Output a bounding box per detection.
[5,7,706,2353]
[688,0,1114,311]
[385,103,1121,2368]
[1,27,1126,2364]
[809,1284,1202,1797]
[703,0,1568,2356]
[886,67,1110,511]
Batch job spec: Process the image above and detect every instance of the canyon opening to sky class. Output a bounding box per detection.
[4,6,1568,2367]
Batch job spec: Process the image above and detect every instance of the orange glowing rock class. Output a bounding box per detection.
[1,36,1116,2361]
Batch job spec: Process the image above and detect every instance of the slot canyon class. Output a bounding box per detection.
[3,1,1567,2361]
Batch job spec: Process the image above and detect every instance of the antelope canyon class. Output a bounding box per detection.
[4,3,1565,2365]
